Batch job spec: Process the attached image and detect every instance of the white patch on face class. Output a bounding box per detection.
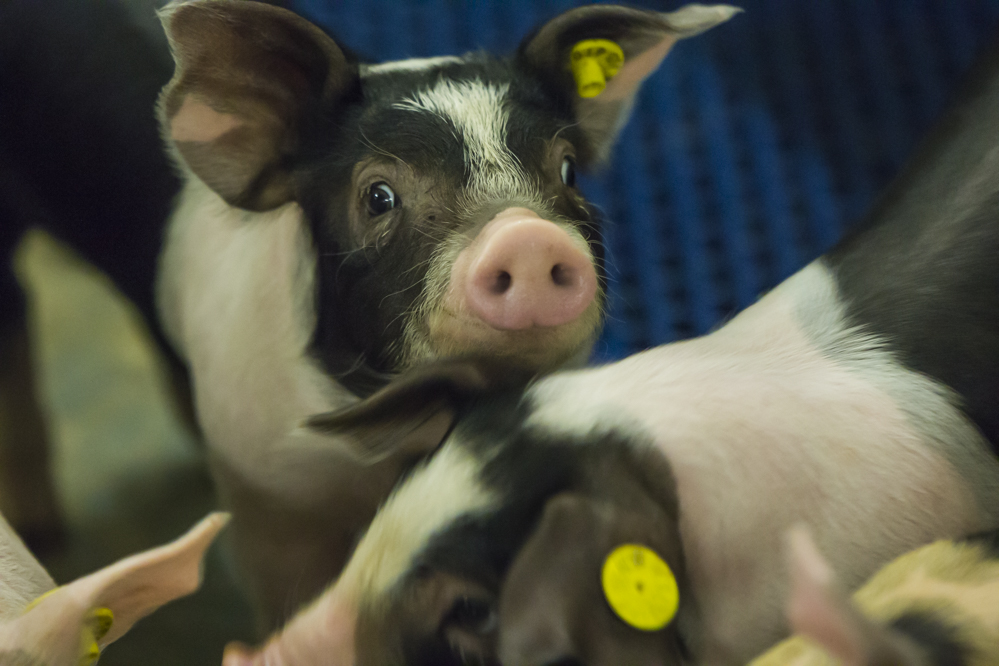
[394,79,532,197]
[522,260,999,662]
[360,56,463,76]
[336,440,497,600]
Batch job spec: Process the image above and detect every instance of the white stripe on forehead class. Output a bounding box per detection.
[394,78,530,194]
[338,441,496,599]
[360,56,463,76]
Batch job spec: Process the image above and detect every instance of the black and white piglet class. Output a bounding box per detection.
[1,0,737,627]
[155,0,738,626]
[224,28,999,666]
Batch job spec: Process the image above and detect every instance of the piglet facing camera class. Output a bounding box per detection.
[154,0,740,626]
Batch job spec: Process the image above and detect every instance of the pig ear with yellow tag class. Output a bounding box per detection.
[518,4,741,165]
[0,512,229,666]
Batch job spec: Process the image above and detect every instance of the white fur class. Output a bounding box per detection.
[525,261,999,663]
[360,56,463,76]
[0,513,54,619]
[394,79,531,197]
[336,441,497,599]
[156,178,357,500]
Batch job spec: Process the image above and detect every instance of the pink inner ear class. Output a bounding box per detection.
[170,96,244,143]
[599,36,678,102]
[786,527,866,664]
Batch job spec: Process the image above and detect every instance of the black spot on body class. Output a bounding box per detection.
[825,42,999,451]
[961,527,999,560]
[889,612,971,666]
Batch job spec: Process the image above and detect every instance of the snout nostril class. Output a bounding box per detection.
[542,658,584,666]
[550,263,575,288]
[489,271,512,295]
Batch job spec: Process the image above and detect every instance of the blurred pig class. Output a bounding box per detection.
[154,0,738,626]
[0,512,227,666]
[749,526,999,666]
[225,29,999,666]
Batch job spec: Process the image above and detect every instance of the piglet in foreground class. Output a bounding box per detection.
[0,512,228,666]
[750,526,999,666]
[223,23,999,666]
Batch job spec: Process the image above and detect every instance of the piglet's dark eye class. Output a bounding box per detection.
[367,181,397,216]
[444,597,497,635]
[561,156,576,187]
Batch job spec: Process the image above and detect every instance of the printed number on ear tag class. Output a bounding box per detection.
[601,544,679,631]
[570,39,625,98]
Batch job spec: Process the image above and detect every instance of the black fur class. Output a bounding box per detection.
[301,57,602,394]
[825,38,999,450]
[889,612,971,666]
[416,392,582,585]
[394,393,665,666]
[0,0,178,351]
[962,526,999,559]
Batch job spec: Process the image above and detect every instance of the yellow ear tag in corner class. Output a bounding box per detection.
[80,606,114,666]
[601,544,679,631]
[570,39,625,98]
[23,589,113,666]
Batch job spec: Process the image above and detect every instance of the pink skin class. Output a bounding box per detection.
[222,586,357,666]
[453,207,598,330]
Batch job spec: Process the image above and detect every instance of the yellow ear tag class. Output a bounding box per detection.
[601,544,679,631]
[23,589,113,666]
[570,39,625,98]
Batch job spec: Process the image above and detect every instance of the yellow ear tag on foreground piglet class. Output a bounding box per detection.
[601,544,679,631]
[570,39,625,98]
[24,589,114,666]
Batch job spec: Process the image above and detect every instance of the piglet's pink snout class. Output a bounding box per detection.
[464,210,597,330]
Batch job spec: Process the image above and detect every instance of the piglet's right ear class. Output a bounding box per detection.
[158,0,356,211]
[519,4,740,166]
[306,359,529,464]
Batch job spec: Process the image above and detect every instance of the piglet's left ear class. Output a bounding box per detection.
[519,3,741,165]
[158,0,356,211]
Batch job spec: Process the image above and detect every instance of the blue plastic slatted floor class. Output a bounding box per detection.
[291,0,999,362]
